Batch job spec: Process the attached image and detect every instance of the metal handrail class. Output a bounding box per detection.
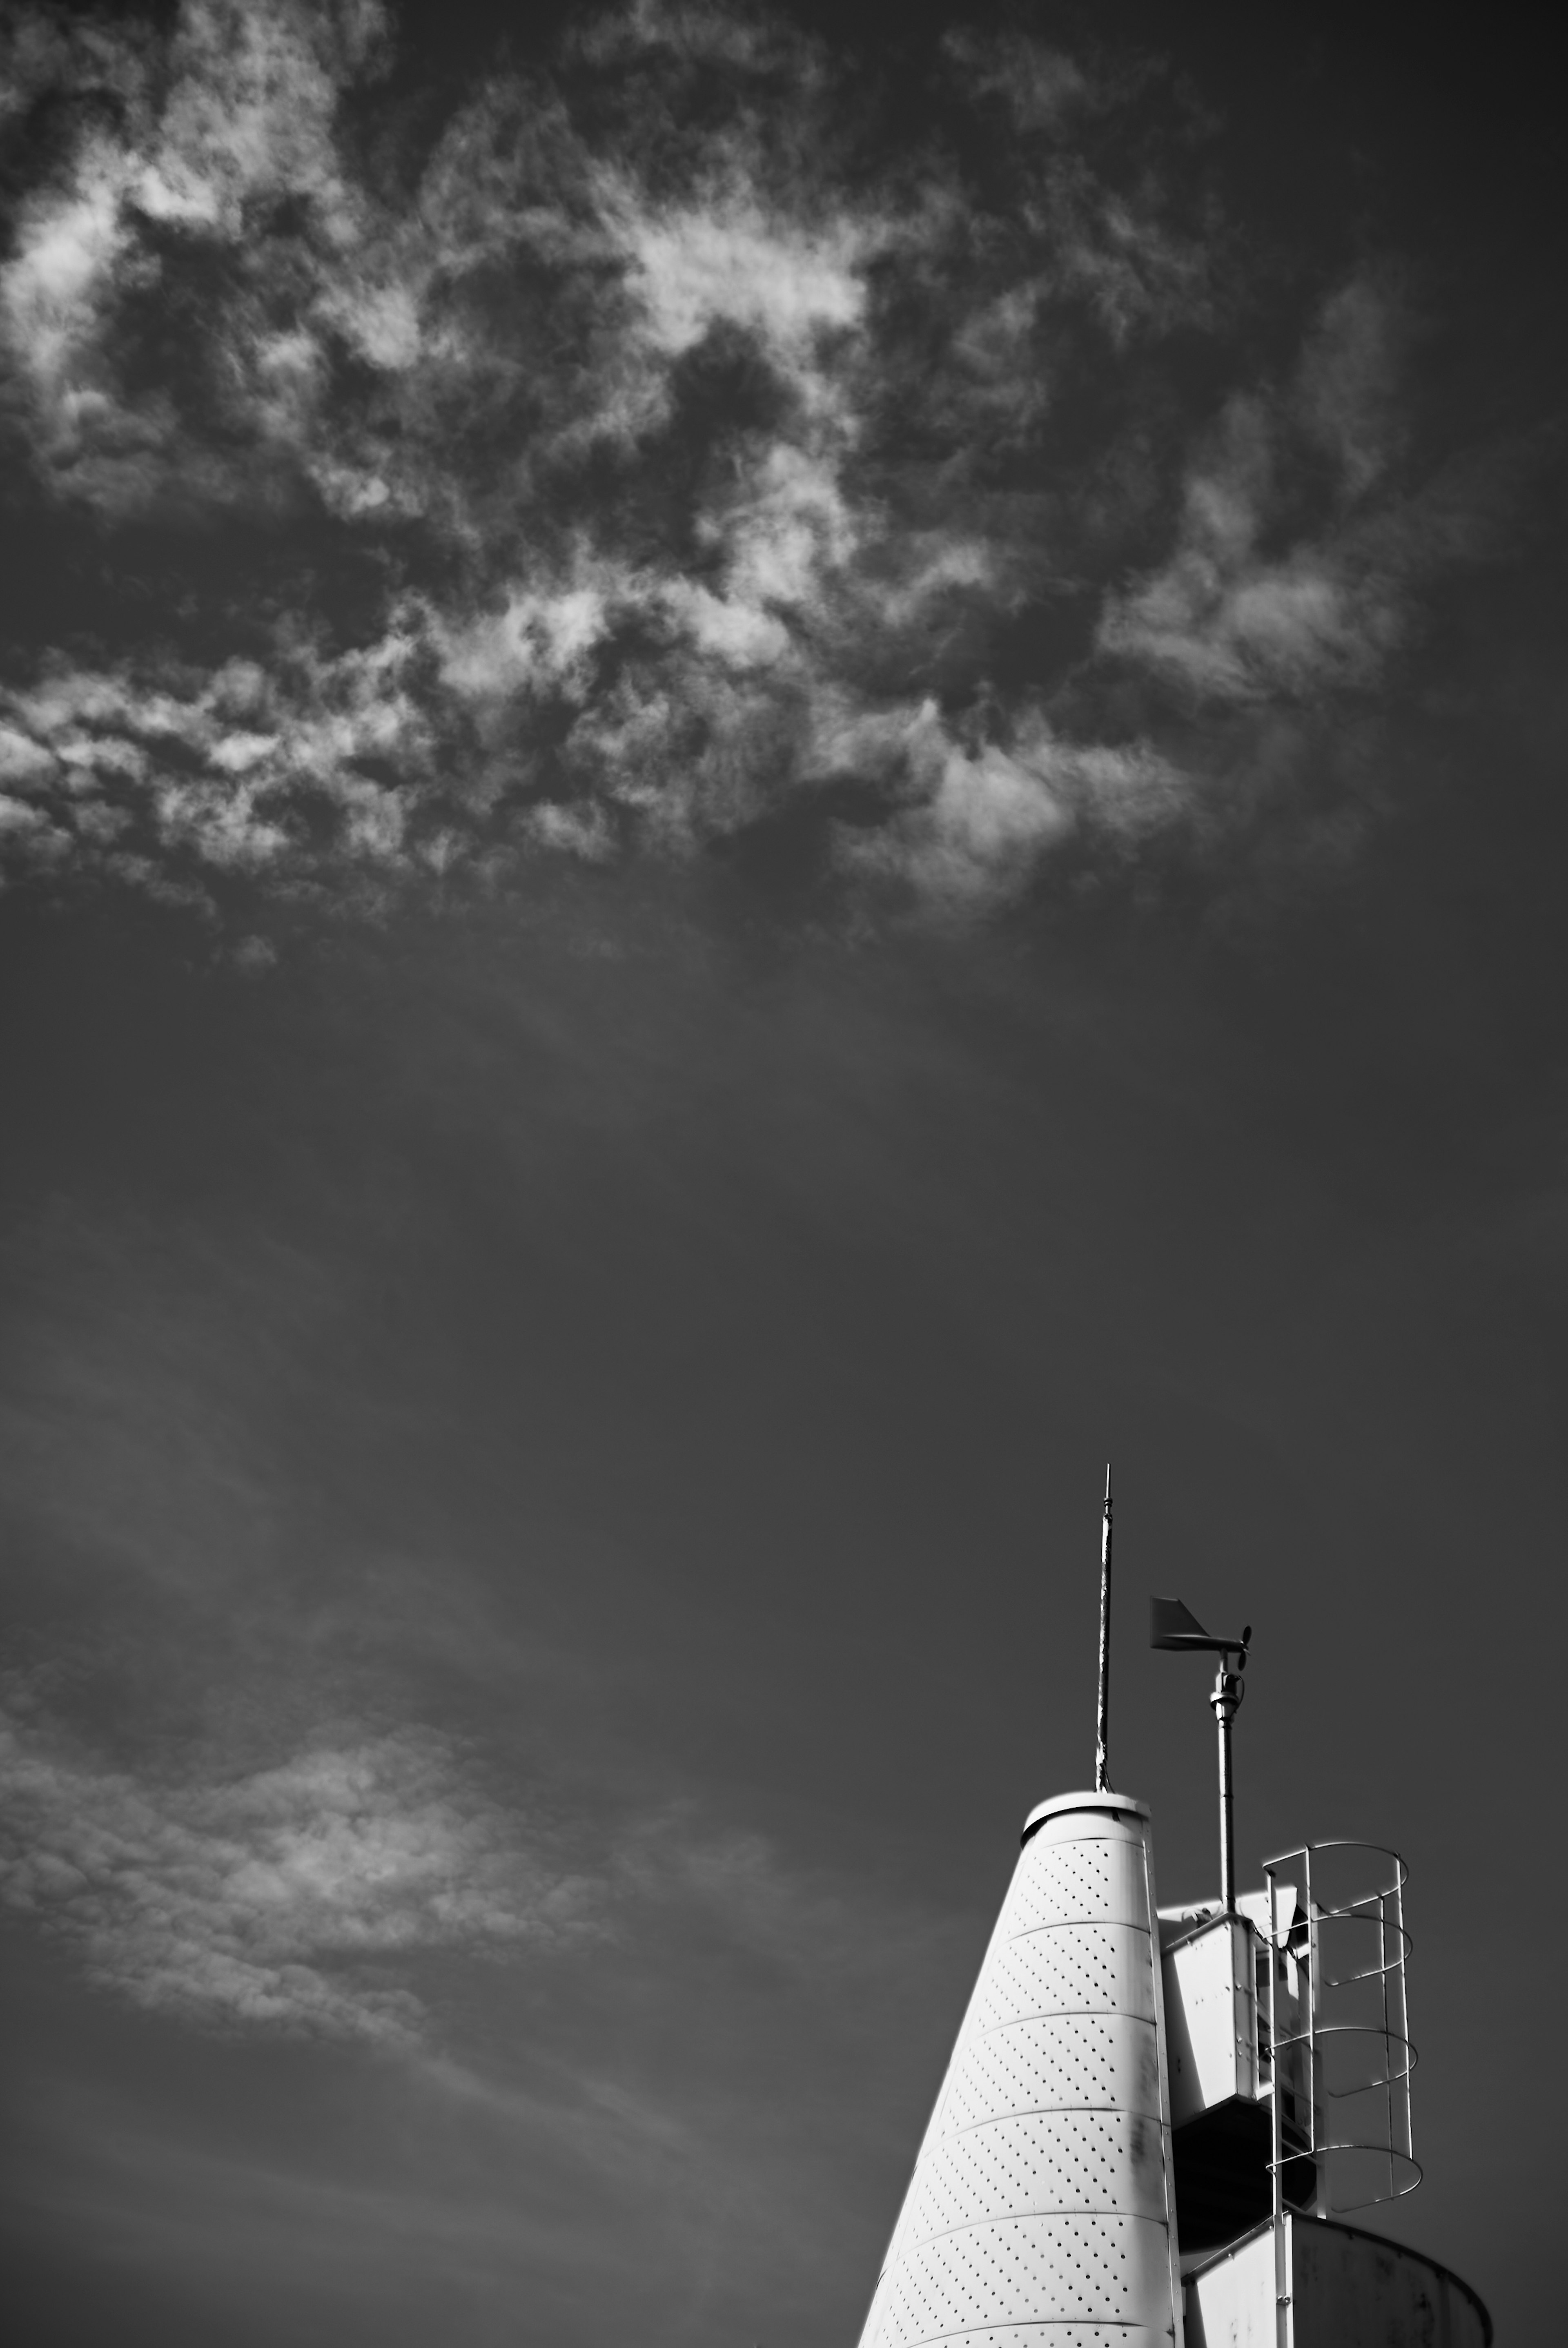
[1262,1836,1407,1878]
[1267,2018,1418,2094]
[1263,1836,1416,2341]
[1265,2144,1423,2212]
[1265,1933,1414,1986]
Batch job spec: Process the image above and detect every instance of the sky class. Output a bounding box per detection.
[0,2,1564,2342]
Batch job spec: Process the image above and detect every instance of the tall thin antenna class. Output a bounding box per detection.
[1095,1463,1113,1792]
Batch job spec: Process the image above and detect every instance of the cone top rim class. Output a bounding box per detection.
[1022,1789,1151,1838]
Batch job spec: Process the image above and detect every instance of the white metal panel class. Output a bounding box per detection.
[874,2336,1172,2348]
[936,2012,1162,2130]
[880,2212,1176,2344]
[857,1795,1182,2348]
[1163,1916,1258,2127]
[1183,2221,1275,2348]
[976,1923,1160,2028]
[1000,1825,1152,1933]
[900,2111,1166,2239]
[1236,1886,1297,1944]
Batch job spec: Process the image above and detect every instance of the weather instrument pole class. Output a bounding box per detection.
[1150,1594,1252,1911]
[1095,1465,1113,1793]
[1211,1654,1244,1911]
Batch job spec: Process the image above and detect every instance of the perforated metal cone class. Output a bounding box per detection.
[856,1794,1183,2348]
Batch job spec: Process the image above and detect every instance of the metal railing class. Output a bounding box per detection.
[1261,1841,1420,2348]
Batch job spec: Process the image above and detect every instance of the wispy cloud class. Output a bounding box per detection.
[0,1704,596,2044]
[1095,287,1414,706]
[0,1679,975,2221]
[11,1827,970,2345]
[0,2,1544,918]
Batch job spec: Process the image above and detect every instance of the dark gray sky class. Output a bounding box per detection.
[1,4,1563,2342]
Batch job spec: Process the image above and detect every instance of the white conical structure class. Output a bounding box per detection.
[857,1792,1183,2348]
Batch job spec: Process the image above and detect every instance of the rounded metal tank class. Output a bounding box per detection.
[857,1791,1183,2348]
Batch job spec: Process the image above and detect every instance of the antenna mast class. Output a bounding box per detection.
[1094,1464,1113,1792]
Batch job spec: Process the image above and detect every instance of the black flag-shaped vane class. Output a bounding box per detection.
[1151,1597,1253,1914]
[1149,1597,1250,1657]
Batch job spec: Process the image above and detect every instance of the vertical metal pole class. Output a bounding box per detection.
[1210,1663,1240,1912]
[1394,1866,1412,2172]
[1094,1464,1113,1793]
[1269,1864,1288,2348]
[1379,1888,1392,2205]
[1304,1845,1323,2216]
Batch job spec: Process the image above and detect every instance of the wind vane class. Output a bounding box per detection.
[1150,1594,1252,1910]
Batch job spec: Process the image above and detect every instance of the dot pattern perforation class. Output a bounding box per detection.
[975,1924,1156,2027]
[904,2112,1165,2240]
[938,2014,1160,2129]
[880,2214,1172,2346]
[878,2330,1172,2348]
[857,1813,1178,2348]
[999,1837,1149,1939]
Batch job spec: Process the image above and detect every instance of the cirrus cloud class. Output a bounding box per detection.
[0,1707,598,2046]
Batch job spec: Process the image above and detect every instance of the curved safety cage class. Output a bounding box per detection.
[1261,1839,1421,2219]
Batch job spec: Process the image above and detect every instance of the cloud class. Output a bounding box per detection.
[8,1797,978,2341]
[616,193,869,366]
[0,1706,595,2045]
[833,701,1185,903]
[1095,293,1417,707]
[0,4,1541,919]
[0,1679,971,2144]
[1294,274,1405,498]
